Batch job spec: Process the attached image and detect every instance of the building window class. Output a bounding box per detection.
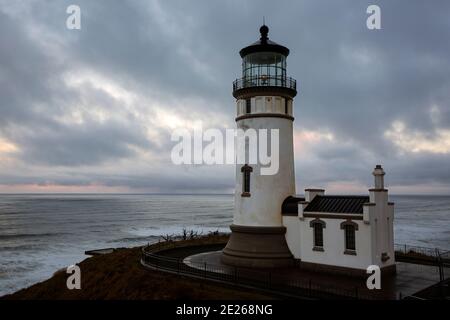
[314,224,323,248]
[310,219,326,251]
[345,225,356,250]
[341,220,358,255]
[245,99,251,114]
[241,164,253,197]
[285,99,289,114]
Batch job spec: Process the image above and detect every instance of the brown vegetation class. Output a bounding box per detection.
[2,234,272,300]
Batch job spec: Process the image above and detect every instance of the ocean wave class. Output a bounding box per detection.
[0,244,43,252]
[0,232,67,240]
[109,235,160,243]
[0,262,39,275]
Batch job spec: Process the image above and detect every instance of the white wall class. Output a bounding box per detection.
[234,116,295,226]
[283,191,396,271]
[297,217,373,270]
[283,215,302,257]
[236,96,292,117]
[368,191,396,268]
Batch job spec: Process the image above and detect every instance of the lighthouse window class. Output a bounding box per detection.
[242,52,286,83]
[284,99,289,114]
[241,164,253,196]
[245,99,251,114]
[243,171,250,192]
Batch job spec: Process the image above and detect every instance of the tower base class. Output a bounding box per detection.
[221,224,294,268]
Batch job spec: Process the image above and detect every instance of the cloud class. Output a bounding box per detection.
[0,0,449,193]
[385,121,450,154]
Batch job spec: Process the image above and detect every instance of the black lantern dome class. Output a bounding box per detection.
[239,25,290,57]
[233,25,297,99]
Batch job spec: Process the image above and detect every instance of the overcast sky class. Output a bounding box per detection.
[0,0,449,194]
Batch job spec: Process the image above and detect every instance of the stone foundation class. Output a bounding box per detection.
[221,224,294,268]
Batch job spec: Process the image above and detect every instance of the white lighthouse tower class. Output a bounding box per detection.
[222,25,297,268]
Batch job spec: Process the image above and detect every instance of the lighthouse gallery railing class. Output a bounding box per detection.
[233,75,297,92]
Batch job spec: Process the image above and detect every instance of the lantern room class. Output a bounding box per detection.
[233,25,297,97]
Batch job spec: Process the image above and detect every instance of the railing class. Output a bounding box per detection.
[233,75,297,92]
[394,244,450,263]
[394,244,443,258]
[141,245,374,300]
[394,244,450,282]
[141,241,450,300]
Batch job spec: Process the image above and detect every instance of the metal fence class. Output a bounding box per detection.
[394,244,444,258]
[141,242,450,300]
[141,245,374,300]
[395,244,450,282]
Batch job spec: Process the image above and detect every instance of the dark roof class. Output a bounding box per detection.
[303,196,369,214]
[282,196,306,215]
[239,25,290,57]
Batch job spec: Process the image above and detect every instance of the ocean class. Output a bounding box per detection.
[0,194,449,296]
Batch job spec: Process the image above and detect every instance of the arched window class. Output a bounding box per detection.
[340,220,358,254]
[310,219,326,251]
[314,224,324,248]
[241,164,253,197]
[344,225,356,250]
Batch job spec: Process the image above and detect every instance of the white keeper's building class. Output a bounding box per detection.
[282,165,396,275]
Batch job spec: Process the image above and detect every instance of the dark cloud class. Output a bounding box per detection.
[18,119,151,166]
[0,0,449,193]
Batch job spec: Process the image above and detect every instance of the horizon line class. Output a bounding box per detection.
[0,192,449,197]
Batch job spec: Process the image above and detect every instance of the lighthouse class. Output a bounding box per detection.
[221,25,297,268]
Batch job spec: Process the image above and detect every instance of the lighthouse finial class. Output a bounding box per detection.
[259,22,269,43]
